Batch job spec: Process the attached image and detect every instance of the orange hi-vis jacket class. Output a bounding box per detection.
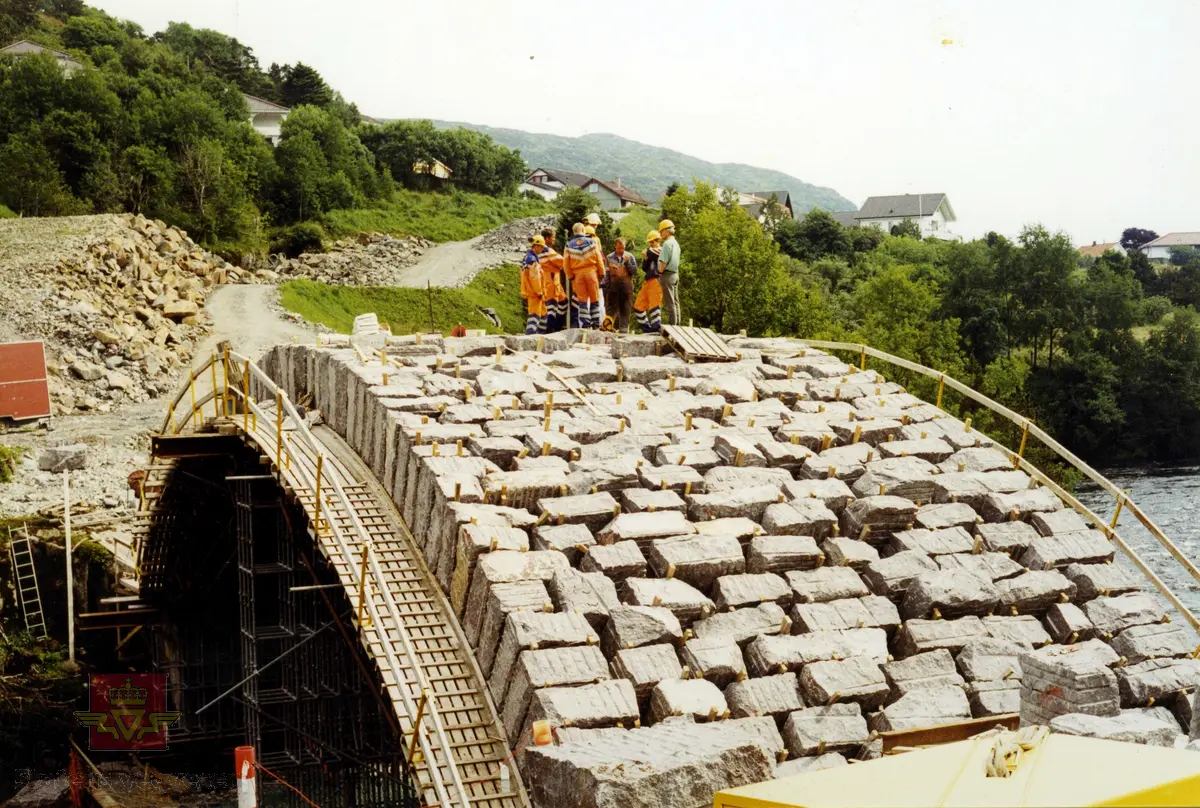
[538,247,566,301]
[563,235,603,304]
[520,248,544,301]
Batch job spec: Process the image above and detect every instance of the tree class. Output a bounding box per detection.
[759,194,788,234]
[0,131,80,215]
[775,208,851,263]
[552,186,613,252]
[849,264,966,376]
[1120,227,1158,252]
[890,218,921,238]
[39,0,86,19]
[0,0,39,43]
[279,62,333,109]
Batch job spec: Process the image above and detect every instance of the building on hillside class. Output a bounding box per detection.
[243,94,290,146]
[712,187,795,224]
[0,40,84,73]
[1141,232,1200,262]
[522,167,594,199]
[580,177,648,210]
[852,193,960,240]
[1078,241,1125,259]
[413,159,452,180]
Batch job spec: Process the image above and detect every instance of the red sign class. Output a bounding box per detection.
[0,340,51,421]
[76,673,180,750]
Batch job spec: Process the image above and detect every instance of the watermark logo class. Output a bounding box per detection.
[75,674,180,750]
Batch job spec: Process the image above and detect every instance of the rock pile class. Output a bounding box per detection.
[476,215,558,254]
[0,214,265,414]
[258,332,1194,808]
[270,232,433,286]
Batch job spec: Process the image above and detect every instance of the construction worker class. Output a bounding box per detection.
[634,230,663,333]
[605,237,637,333]
[584,224,607,326]
[564,222,603,329]
[657,219,681,326]
[520,236,547,334]
[538,231,567,331]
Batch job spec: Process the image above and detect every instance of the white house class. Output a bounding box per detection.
[853,193,960,240]
[523,167,593,200]
[0,40,84,73]
[243,94,290,146]
[1141,232,1200,263]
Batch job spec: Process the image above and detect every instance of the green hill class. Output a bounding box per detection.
[429,123,855,213]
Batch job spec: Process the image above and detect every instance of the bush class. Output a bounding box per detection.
[1138,295,1173,325]
[0,204,15,219]
[270,221,326,257]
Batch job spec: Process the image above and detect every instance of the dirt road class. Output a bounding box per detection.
[390,234,521,288]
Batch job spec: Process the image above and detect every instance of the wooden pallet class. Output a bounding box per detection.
[661,325,739,362]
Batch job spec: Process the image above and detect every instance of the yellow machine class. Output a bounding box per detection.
[714,729,1200,808]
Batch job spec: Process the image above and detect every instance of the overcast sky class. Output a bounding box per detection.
[94,0,1198,242]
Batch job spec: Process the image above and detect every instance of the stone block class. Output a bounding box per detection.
[979,487,1063,523]
[483,468,569,511]
[694,517,765,543]
[882,649,966,698]
[502,645,611,741]
[1049,711,1182,747]
[713,573,792,611]
[449,524,530,611]
[681,636,747,688]
[618,355,691,385]
[525,429,584,461]
[901,570,1000,620]
[746,535,823,575]
[726,673,805,722]
[522,719,772,808]
[619,487,686,514]
[1083,594,1166,639]
[513,455,571,472]
[788,566,871,604]
[967,679,1020,717]
[760,500,838,540]
[936,552,1024,583]
[975,521,1040,556]
[982,615,1053,648]
[821,537,880,570]
[995,570,1077,615]
[1111,622,1195,665]
[466,435,525,468]
[831,418,905,447]
[596,511,696,550]
[938,447,1012,474]
[851,457,939,501]
[611,644,684,703]
[799,657,888,710]
[895,616,988,656]
[623,578,716,626]
[955,638,1025,682]
[870,686,972,732]
[1019,644,1121,726]
[745,629,889,677]
[840,496,919,544]
[654,445,722,473]
[532,523,596,565]
[774,753,848,778]
[637,463,706,495]
[489,611,599,703]
[1064,563,1141,601]
[791,596,900,635]
[1030,509,1091,537]
[1019,531,1114,570]
[37,444,86,472]
[915,502,979,532]
[1116,658,1200,708]
[580,540,647,582]
[722,715,787,763]
[1045,602,1094,645]
[782,478,856,514]
[760,441,815,471]
[601,605,683,658]
[876,437,955,464]
[712,434,767,468]
[548,570,621,630]
[782,703,868,756]
[537,492,620,532]
[890,526,976,557]
[692,603,788,647]
[649,535,746,590]
[800,443,873,483]
[704,466,794,492]
[862,551,939,600]
[649,678,728,723]
[688,485,783,524]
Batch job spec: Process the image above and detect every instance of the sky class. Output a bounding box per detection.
[93,0,1200,243]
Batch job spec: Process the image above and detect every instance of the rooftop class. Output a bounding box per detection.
[857,193,952,221]
[1143,232,1200,249]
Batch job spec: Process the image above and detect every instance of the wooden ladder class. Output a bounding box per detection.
[8,527,48,638]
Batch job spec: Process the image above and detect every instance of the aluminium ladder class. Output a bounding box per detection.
[8,527,48,638]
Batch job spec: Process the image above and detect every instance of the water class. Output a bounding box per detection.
[1076,465,1200,618]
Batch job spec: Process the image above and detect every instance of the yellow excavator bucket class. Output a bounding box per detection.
[714,732,1200,808]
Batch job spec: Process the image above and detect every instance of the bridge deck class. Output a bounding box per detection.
[139,414,524,808]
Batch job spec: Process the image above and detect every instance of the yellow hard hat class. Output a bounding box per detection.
[586,213,602,226]
[531,234,545,246]
[647,230,662,243]
[584,225,596,236]
[658,219,675,231]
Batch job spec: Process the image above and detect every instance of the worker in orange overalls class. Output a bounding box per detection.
[634,229,663,333]
[520,235,548,334]
[537,229,567,332]
[564,222,604,329]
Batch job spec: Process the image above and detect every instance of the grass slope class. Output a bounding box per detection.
[429,122,856,214]
[279,266,525,335]
[0,205,16,219]
[324,189,551,243]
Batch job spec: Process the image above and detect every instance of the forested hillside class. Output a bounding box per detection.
[431,122,856,213]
